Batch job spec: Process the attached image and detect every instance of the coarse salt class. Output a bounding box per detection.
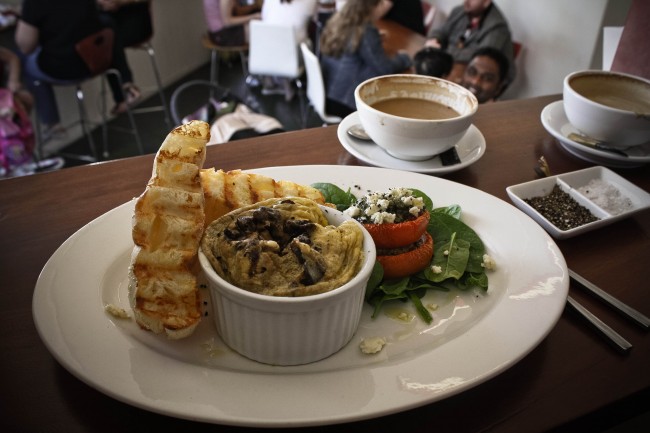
[577,179,633,215]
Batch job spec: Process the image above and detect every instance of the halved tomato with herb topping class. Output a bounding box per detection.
[362,211,430,249]
[377,232,434,279]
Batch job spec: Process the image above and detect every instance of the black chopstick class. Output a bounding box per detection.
[566,296,633,353]
[569,269,650,330]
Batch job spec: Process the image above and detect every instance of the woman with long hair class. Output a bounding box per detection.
[319,0,411,117]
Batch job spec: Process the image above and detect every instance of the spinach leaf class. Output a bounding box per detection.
[459,272,489,290]
[374,277,411,296]
[367,277,411,318]
[428,212,485,273]
[408,291,433,324]
[365,261,384,300]
[425,233,470,282]
[432,204,462,219]
[311,182,357,210]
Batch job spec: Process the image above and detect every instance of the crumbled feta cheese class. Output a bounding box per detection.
[359,337,387,354]
[401,195,424,210]
[367,192,381,204]
[377,199,390,210]
[397,311,410,321]
[443,250,449,256]
[105,304,130,319]
[351,187,427,224]
[365,203,381,216]
[344,206,360,217]
[481,254,496,270]
[390,187,411,198]
[371,211,396,224]
[431,265,442,274]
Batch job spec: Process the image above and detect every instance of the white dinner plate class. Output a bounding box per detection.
[541,100,650,168]
[337,111,486,174]
[33,165,568,427]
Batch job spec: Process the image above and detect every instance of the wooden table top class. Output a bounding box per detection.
[378,18,427,58]
[1,94,649,432]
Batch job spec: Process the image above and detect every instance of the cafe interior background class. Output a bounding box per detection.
[0,0,634,163]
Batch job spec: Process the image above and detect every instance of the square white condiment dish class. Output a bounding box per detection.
[506,166,650,239]
[199,205,376,366]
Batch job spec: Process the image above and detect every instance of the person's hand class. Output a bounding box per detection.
[425,38,442,49]
[372,0,393,21]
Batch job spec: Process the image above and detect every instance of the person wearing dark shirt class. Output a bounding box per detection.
[97,0,153,48]
[14,0,138,133]
[426,0,515,85]
[383,0,425,35]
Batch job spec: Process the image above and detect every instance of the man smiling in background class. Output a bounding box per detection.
[460,46,509,103]
[425,0,515,84]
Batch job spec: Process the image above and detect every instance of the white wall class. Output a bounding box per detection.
[426,0,633,99]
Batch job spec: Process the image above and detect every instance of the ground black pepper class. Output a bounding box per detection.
[524,185,599,230]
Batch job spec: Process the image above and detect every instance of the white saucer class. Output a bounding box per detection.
[337,111,486,174]
[540,101,650,168]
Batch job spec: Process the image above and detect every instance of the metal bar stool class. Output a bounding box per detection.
[99,68,144,159]
[126,41,172,131]
[32,28,143,162]
[169,79,231,126]
[201,33,249,85]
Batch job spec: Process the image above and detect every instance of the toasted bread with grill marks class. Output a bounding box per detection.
[200,168,325,227]
[128,121,209,339]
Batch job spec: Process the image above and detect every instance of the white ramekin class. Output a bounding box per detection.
[199,205,376,366]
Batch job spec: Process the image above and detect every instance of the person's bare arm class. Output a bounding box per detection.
[220,0,261,27]
[14,20,39,55]
[0,47,22,92]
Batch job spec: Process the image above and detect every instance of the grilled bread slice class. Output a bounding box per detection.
[200,168,326,226]
[129,121,209,339]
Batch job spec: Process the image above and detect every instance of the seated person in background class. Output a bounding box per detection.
[202,0,261,47]
[0,46,34,113]
[259,0,318,99]
[413,46,453,78]
[15,0,140,133]
[383,0,425,35]
[320,0,412,118]
[97,0,153,47]
[425,0,515,85]
[1,46,64,176]
[460,46,509,103]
